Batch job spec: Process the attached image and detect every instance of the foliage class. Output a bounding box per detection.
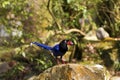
[0,0,33,46]
[32,52,55,73]
[0,46,56,80]
[13,45,56,73]
[1,63,26,80]
[0,0,31,26]
[96,0,120,37]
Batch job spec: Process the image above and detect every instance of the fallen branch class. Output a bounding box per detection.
[64,28,86,36]
[56,28,86,36]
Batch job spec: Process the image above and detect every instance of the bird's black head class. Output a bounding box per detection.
[59,39,73,54]
[60,39,74,46]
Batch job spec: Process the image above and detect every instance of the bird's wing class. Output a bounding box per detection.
[51,44,64,56]
[31,42,52,50]
[52,44,59,51]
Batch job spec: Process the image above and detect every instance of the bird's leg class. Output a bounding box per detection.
[60,56,65,64]
[56,56,66,64]
[56,57,60,64]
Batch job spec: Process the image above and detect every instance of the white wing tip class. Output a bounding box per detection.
[30,42,33,46]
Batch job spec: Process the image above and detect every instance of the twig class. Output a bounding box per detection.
[47,0,62,30]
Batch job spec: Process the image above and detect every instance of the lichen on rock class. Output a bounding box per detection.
[33,64,110,80]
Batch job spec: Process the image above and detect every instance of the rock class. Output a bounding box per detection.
[0,62,10,73]
[96,27,109,40]
[84,31,98,41]
[110,76,120,80]
[33,64,110,80]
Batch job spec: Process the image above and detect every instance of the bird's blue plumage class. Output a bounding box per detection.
[32,42,64,57]
[32,42,52,50]
[51,44,63,56]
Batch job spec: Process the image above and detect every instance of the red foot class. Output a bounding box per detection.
[56,58,60,64]
[61,59,66,64]
[56,58,68,64]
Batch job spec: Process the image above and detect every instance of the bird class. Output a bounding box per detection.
[31,39,73,64]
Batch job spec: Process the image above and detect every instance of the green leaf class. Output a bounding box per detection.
[22,52,26,57]
[2,1,10,8]
[67,0,72,4]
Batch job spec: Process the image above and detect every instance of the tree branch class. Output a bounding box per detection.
[47,0,61,30]
[64,28,86,35]
[56,28,86,36]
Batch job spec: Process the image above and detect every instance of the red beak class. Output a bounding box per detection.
[67,41,74,45]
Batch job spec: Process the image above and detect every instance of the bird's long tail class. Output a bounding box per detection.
[31,42,52,50]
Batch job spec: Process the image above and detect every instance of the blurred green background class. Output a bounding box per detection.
[0,0,120,79]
